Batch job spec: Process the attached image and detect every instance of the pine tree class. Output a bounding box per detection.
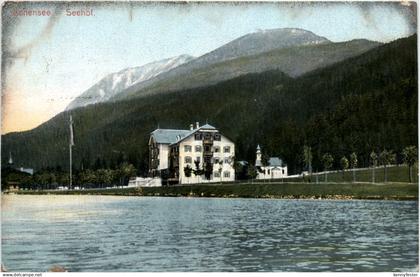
[370,151,378,183]
[402,146,418,183]
[321,153,334,182]
[340,156,349,180]
[349,152,358,182]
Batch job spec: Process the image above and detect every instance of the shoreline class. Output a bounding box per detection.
[4,193,418,201]
[5,182,418,201]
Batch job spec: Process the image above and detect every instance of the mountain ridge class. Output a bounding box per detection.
[65,54,194,110]
[111,28,331,99]
[115,38,381,100]
[65,28,381,110]
[113,29,380,101]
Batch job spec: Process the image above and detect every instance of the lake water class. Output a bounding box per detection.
[1,195,418,272]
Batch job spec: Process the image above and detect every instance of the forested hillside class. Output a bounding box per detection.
[2,35,416,175]
[115,39,380,101]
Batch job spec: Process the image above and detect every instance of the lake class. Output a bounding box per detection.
[1,195,418,272]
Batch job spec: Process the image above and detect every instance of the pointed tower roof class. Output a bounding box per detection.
[8,152,13,165]
[255,145,262,167]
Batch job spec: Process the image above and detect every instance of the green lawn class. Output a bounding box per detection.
[285,165,418,183]
[10,165,418,200]
[14,181,418,200]
[141,182,418,200]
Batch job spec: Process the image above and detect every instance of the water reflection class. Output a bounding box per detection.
[1,195,418,271]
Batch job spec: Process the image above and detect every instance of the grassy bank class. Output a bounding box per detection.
[286,165,418,183]
[12,182,418,200]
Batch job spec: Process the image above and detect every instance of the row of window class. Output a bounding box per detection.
[214,172,230,178]
[184,145,231,153]
[194,133,221,141]
[213,157,232,164]
[183,171,230,178]
[184,156,232,164]
[264,169,286,175]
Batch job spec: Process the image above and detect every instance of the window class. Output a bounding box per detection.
[195,157,201,163]
[224,171,230,178]
[214,172,220,178]
[267,169,271,174]
[195,145,202,152]
[184,145,192,152]
[195,133,202,140]
[214,133,221,141]
[205,145,211,152]
[224,157,230,164]
[213,158,220,164]
[214,146,220,153]
[204,156,212,163]
[282,169,285,174]
[224,146,231,153]
[185,156,192,163]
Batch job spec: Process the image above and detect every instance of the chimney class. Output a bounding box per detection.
[196,122,199,129]
[190,124,194,131]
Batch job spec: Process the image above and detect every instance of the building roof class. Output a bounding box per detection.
[268,157,283,167]
[200,123,216,130]
[18,167,34,175]
[151,129,191,144]
[256,157,285,167]
[151,123,232,146]
[169,124,231,146]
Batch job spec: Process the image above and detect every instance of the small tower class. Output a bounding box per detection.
[8,151,13,165]
[255,145,262,167]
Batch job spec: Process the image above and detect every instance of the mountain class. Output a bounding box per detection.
[2,35,416,175]
[114,28,380,100]
[172,28,329,70]
[67,28,380,108]
[196,28,329,62]
[65,54,194,110]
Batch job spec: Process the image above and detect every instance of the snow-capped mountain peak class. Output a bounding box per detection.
[65,54,194,110]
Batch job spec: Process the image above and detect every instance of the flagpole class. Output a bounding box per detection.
[69,143,72,190]
[69,115,73,190]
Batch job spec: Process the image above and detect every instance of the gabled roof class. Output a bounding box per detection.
[200,123,216,130]
[150,129,191,144]
[268,157,283,167]
[256,157,285,167]
[169,124,226,146]
[168,129,197,146]
[151,123,232,146]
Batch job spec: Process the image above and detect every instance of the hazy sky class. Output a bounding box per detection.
[1,1,416,134]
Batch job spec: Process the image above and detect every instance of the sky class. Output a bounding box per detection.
[1,1,416,134]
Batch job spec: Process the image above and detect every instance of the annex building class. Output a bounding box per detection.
[255,145,288,179]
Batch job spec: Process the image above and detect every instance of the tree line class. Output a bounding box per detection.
[2,162,137,191]
[303,145,418,183]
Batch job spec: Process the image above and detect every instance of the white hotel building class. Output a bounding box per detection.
[149,122,235,184]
